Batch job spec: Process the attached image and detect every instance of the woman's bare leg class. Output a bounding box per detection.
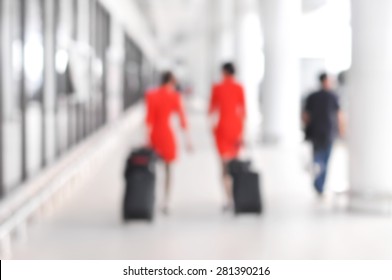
[222,160,233,210]
[162,163,171,214]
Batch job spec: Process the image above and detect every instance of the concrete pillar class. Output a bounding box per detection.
[348,0,392,212]
[259,0,301,144]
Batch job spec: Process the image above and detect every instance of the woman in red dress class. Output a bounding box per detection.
[146,71,191,214]
[209,63,246,210]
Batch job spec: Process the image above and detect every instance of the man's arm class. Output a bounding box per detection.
[302,95,311,126]
[302,111,310,126]
[337,110,346,138]
[333,93,345,138]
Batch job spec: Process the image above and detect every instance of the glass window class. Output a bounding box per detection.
[54,0,77,154]
[0,0,3,196]
[3,0,23,191]
[123,37,143,109]
[25,0,45,178]
[93,2,110,126]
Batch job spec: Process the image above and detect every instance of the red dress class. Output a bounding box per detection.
[209,77,246,159]
[146,86,188,163]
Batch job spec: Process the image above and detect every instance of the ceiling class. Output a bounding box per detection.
[134,0,327,48]
[133,0,329,71]
[134,0,206,52]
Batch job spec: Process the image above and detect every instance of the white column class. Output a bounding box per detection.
[188,27,210,102]
[187,0,211,103]
[216,0,236,65]
[233,0,244,77]
[234,0,263,143]
[188,0,223,107]
[259,0,301,144]
[348,0,392,211]
[208,0,221,82]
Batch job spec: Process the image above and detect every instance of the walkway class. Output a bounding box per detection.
[11,108,392,259]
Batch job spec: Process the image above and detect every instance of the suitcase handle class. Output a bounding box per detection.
[131,156,150,166]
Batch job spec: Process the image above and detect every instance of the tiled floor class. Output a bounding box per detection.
[11,110,392,259]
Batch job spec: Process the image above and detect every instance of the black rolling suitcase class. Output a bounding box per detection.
[123,148,157,221]
[229,159,262,214]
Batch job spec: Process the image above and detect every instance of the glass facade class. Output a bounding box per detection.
[24,0,45,179]
[0,0,3,197]
[0,0,155,199]
[123,37,143,110]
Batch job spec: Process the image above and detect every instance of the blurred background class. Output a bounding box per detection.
[1,0,392,259]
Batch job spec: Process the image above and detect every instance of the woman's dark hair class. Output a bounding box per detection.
[161,71,174,85]
[222,62,235,75]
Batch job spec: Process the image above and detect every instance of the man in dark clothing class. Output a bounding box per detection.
[303,73,345,195]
